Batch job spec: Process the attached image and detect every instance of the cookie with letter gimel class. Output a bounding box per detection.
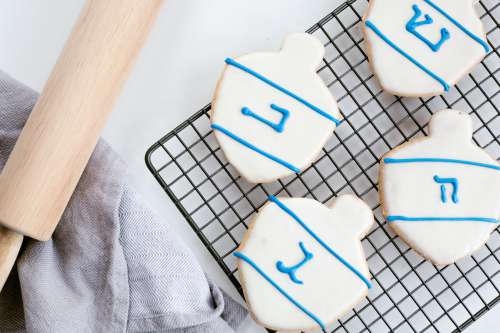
[380,110,500,265]
[235,195,373,331]
[363,0,490,97]
[211,33,341,184]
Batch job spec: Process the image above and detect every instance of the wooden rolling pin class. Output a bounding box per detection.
[0,0,164,290]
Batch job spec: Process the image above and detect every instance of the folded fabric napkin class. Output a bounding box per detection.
[0,71,247,333]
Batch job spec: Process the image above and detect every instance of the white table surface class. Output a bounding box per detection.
[0,1,498,332]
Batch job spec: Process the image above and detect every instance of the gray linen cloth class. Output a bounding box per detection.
[0,71,247,333]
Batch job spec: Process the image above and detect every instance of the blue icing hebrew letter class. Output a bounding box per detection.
[406,4,450,52]
[241,104,290,133]
[276,242,313,285]
[433,175,459,204]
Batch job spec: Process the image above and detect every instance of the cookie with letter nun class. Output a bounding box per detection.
[235,195,373,331]
[363,0,491,97]
[211,33,341,183]
[379,110,500,265]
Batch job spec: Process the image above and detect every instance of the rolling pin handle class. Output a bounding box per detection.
[0,228,23,290]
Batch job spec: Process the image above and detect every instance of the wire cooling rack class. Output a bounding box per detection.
[146,0,500,332]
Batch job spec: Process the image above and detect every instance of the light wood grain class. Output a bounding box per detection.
[0,0,164,241]
[0,228,23,290]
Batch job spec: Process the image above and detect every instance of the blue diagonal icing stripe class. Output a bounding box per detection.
[387,216,499,223]
[364,20,450,91]
[211,124,300,173]
[383,157,500,171]
[424,0,491,53]
[268,195,372,289]
[234,251,326,330]
[225,58,341,126]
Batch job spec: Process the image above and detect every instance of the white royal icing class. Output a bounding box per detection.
[211,33,341,183]
[380,109,500,265]
[363,0,490,97]
[236,195,373,331]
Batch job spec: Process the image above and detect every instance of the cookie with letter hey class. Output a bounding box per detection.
[363,0,490,97]
[379,109,500,265]
[211,33,341,183]
[235,195,373,331]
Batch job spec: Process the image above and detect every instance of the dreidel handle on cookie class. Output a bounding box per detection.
[0,0,164,290]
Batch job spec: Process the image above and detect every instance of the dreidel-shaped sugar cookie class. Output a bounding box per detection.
[235,195,373,331]
[211,33,341,183]
[363,0,490,97]
[380,110,500,265]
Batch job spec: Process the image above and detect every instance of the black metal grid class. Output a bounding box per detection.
[145,0,500,332]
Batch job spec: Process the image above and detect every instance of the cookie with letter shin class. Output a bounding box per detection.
[211,33,341,183]
[379,109,500,265]
[363,0,490,97]
[235,195,373,331]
